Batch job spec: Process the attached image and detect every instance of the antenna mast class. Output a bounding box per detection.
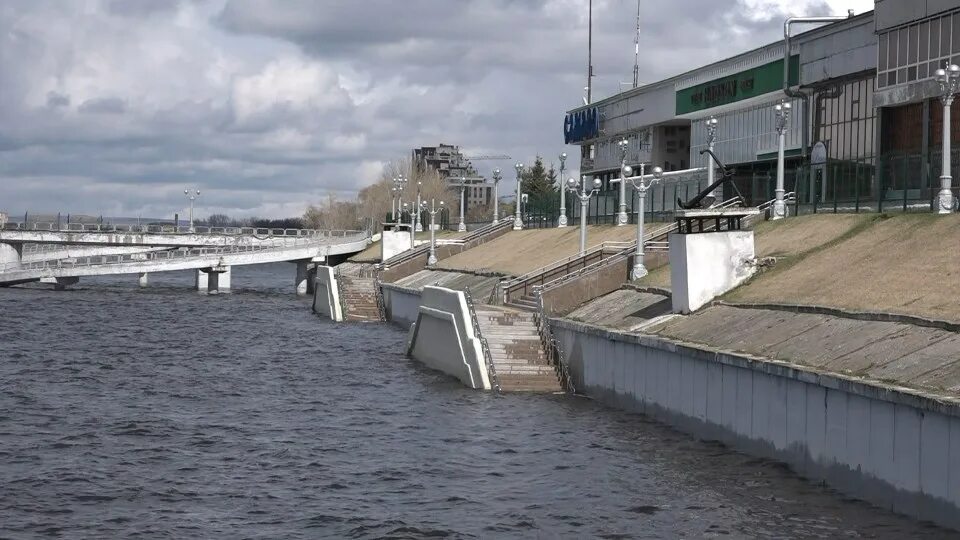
[586,0,593,104]
[632,0,640,88]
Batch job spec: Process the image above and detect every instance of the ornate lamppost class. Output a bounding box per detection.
[566,175,603,256]
[615,138,629,226]
[491,168,502,224]
[184,188,200,232]
[513,162,524,230]
[935,63,960,214]
[390,185,397,222]
[425,199,444,265]
[558,152,568,227]
[457,175,468,233]
[772,101,792,220]
[414,180,423,231]
[392,175,408,225]
[622,165,664,280]
[705,116,719,203]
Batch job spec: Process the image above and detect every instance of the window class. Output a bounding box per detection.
[878,10,960,89]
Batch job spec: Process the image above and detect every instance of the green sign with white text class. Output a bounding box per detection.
[676,56,799,115]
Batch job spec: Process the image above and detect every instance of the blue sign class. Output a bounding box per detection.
[564,107,599,144]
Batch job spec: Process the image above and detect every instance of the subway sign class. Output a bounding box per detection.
[676,56,799,115]
[564,106,600,144]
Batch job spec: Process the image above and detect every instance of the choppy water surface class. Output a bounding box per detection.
[0,263,952,538]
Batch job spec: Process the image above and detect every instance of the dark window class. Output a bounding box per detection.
[931,18,941,59]
[954,13,960,53]
[908,65,917,81]
[942,16,952,58]
[919,62,929,79]
[889,29,900,69]
[920,21,930,62]
[879,32,889,71]
[899,27,909,66]
[898,68,908,83]
[909,24,919,64]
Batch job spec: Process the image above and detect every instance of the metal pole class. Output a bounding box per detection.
[633,188,647,279]
[772,102,790,220]
[939,98,954,214]
[706,117,718,203]
[579,192,587,256]
[558,153,568,227]
[935,64,958,214]
[458,180,467,232]
[415,181,423,232]
[492,169,501,224]
[616,139,628,226]
[409,203,415,249]
[513,162,524,230]
[428,199,441,265]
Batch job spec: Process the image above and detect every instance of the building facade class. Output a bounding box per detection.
[563,0,960,218]
[412,144,494,213]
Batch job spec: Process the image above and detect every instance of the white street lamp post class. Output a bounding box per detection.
[558,152,568,227]
[566,175,603,256]
[615,138,629,226]
[772,101,792,220]
[403,202,415,249]
[705,117,719,203]
[426,199,444,265]
[414,180,423,231]
[392,174,408,226]
[491,168,502,224]
[457,176,467,233]
[622,165,664,280]
[935,63,960,214]
[184,188,200,232]
[513,162,524,230]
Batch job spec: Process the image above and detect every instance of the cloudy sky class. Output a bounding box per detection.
[1,0,873,220]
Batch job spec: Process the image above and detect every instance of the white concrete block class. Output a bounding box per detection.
[381,230,409,261]
[668,230,757,314]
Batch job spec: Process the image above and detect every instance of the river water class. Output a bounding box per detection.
[0,263,952,538]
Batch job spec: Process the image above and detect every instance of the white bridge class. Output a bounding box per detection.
[0,221,370,293]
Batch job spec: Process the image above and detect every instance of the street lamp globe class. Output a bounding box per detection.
[592,178,602,190]
[494,168,501,175]
[652,166,663,179]
[567,177,577,190]
[560,152,567,160]
[623,165,633,177]
[184,189,188,195]
[950,64,960,74]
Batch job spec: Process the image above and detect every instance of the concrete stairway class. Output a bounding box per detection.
[473,306,562,392]
[506,293,538,312]
[339,275,383,322]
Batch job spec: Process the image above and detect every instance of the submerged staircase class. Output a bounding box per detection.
[472,305,563,392]
[338,274,384,322]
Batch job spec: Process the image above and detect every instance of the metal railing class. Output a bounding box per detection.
[380,217,512,270]
[526,196,749,300]
[1,221,364,238]
[463,287,500,393]
[533,289,574,393]
[1,232,369,274]
[373,267,387,322]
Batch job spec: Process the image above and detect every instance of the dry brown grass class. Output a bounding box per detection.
[728,213,960,322]
[436,225,647,276]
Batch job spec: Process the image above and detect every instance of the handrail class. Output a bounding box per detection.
[380,217,512,269]
[0,232,370,274]
[1,221,365,238]
[373,267,387,321]
[463,288,501,393]
[533,288,574,393]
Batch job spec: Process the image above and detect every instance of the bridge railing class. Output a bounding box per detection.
[1,221,365,239]
[0,231,370,274]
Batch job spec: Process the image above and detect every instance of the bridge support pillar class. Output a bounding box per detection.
[40,276,79,290]
[306,265,317,295]
[295,260,310,295]
[197,266,231,293]
[0,242,23,271]
[138,272,148,288]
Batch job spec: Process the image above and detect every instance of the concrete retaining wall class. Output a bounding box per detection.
[311,266,343,321]
[381,283,422,328]
[407,286,490,390]
[551,318,960,531]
